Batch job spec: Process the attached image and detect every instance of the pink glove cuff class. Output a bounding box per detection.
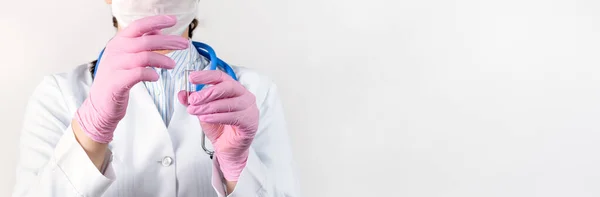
[216,150,249,181]
[214,126,251,181]
[75,97,122,144]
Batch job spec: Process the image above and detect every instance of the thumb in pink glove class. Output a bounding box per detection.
[177,70,259,181]
[76,15,189,143]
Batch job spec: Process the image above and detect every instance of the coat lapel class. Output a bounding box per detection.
[109,83,168,153]
[169,93,215,152]
[129,83,167,130]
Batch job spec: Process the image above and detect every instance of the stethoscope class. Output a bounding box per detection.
[93,41,238,159]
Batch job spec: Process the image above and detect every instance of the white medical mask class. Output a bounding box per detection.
[111,0,199,36]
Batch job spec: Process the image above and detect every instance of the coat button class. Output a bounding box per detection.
[161,156,173,167]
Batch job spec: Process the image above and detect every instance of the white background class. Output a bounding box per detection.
[1,0,600,196]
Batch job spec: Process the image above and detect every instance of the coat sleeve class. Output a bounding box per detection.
[211,82,301,197]
[12,76,115,197]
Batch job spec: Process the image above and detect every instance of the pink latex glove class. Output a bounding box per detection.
[76,15,189,143]
[177,70,259,181]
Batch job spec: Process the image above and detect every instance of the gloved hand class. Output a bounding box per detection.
[76,15,189,143]
[177,70,259,181]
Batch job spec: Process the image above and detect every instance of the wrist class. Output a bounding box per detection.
[225,180,237,194]
[72,118,108,170]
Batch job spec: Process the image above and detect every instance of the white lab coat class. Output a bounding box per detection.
[12,63,299,197]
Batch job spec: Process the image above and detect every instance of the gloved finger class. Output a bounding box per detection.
[119,15,177,38]
[187,95,254,115]
[197,107,259,131]
[143,29,161,36]
[122,67,159,89]
[125,35,189,52]
[189,70,234,85]
[121,52,176,70]
[188,80,246,105]
[177,90,190,107]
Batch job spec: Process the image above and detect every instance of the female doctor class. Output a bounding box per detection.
[12,0,298,196]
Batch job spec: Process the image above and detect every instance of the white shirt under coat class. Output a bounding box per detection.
[12,59,299,196]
